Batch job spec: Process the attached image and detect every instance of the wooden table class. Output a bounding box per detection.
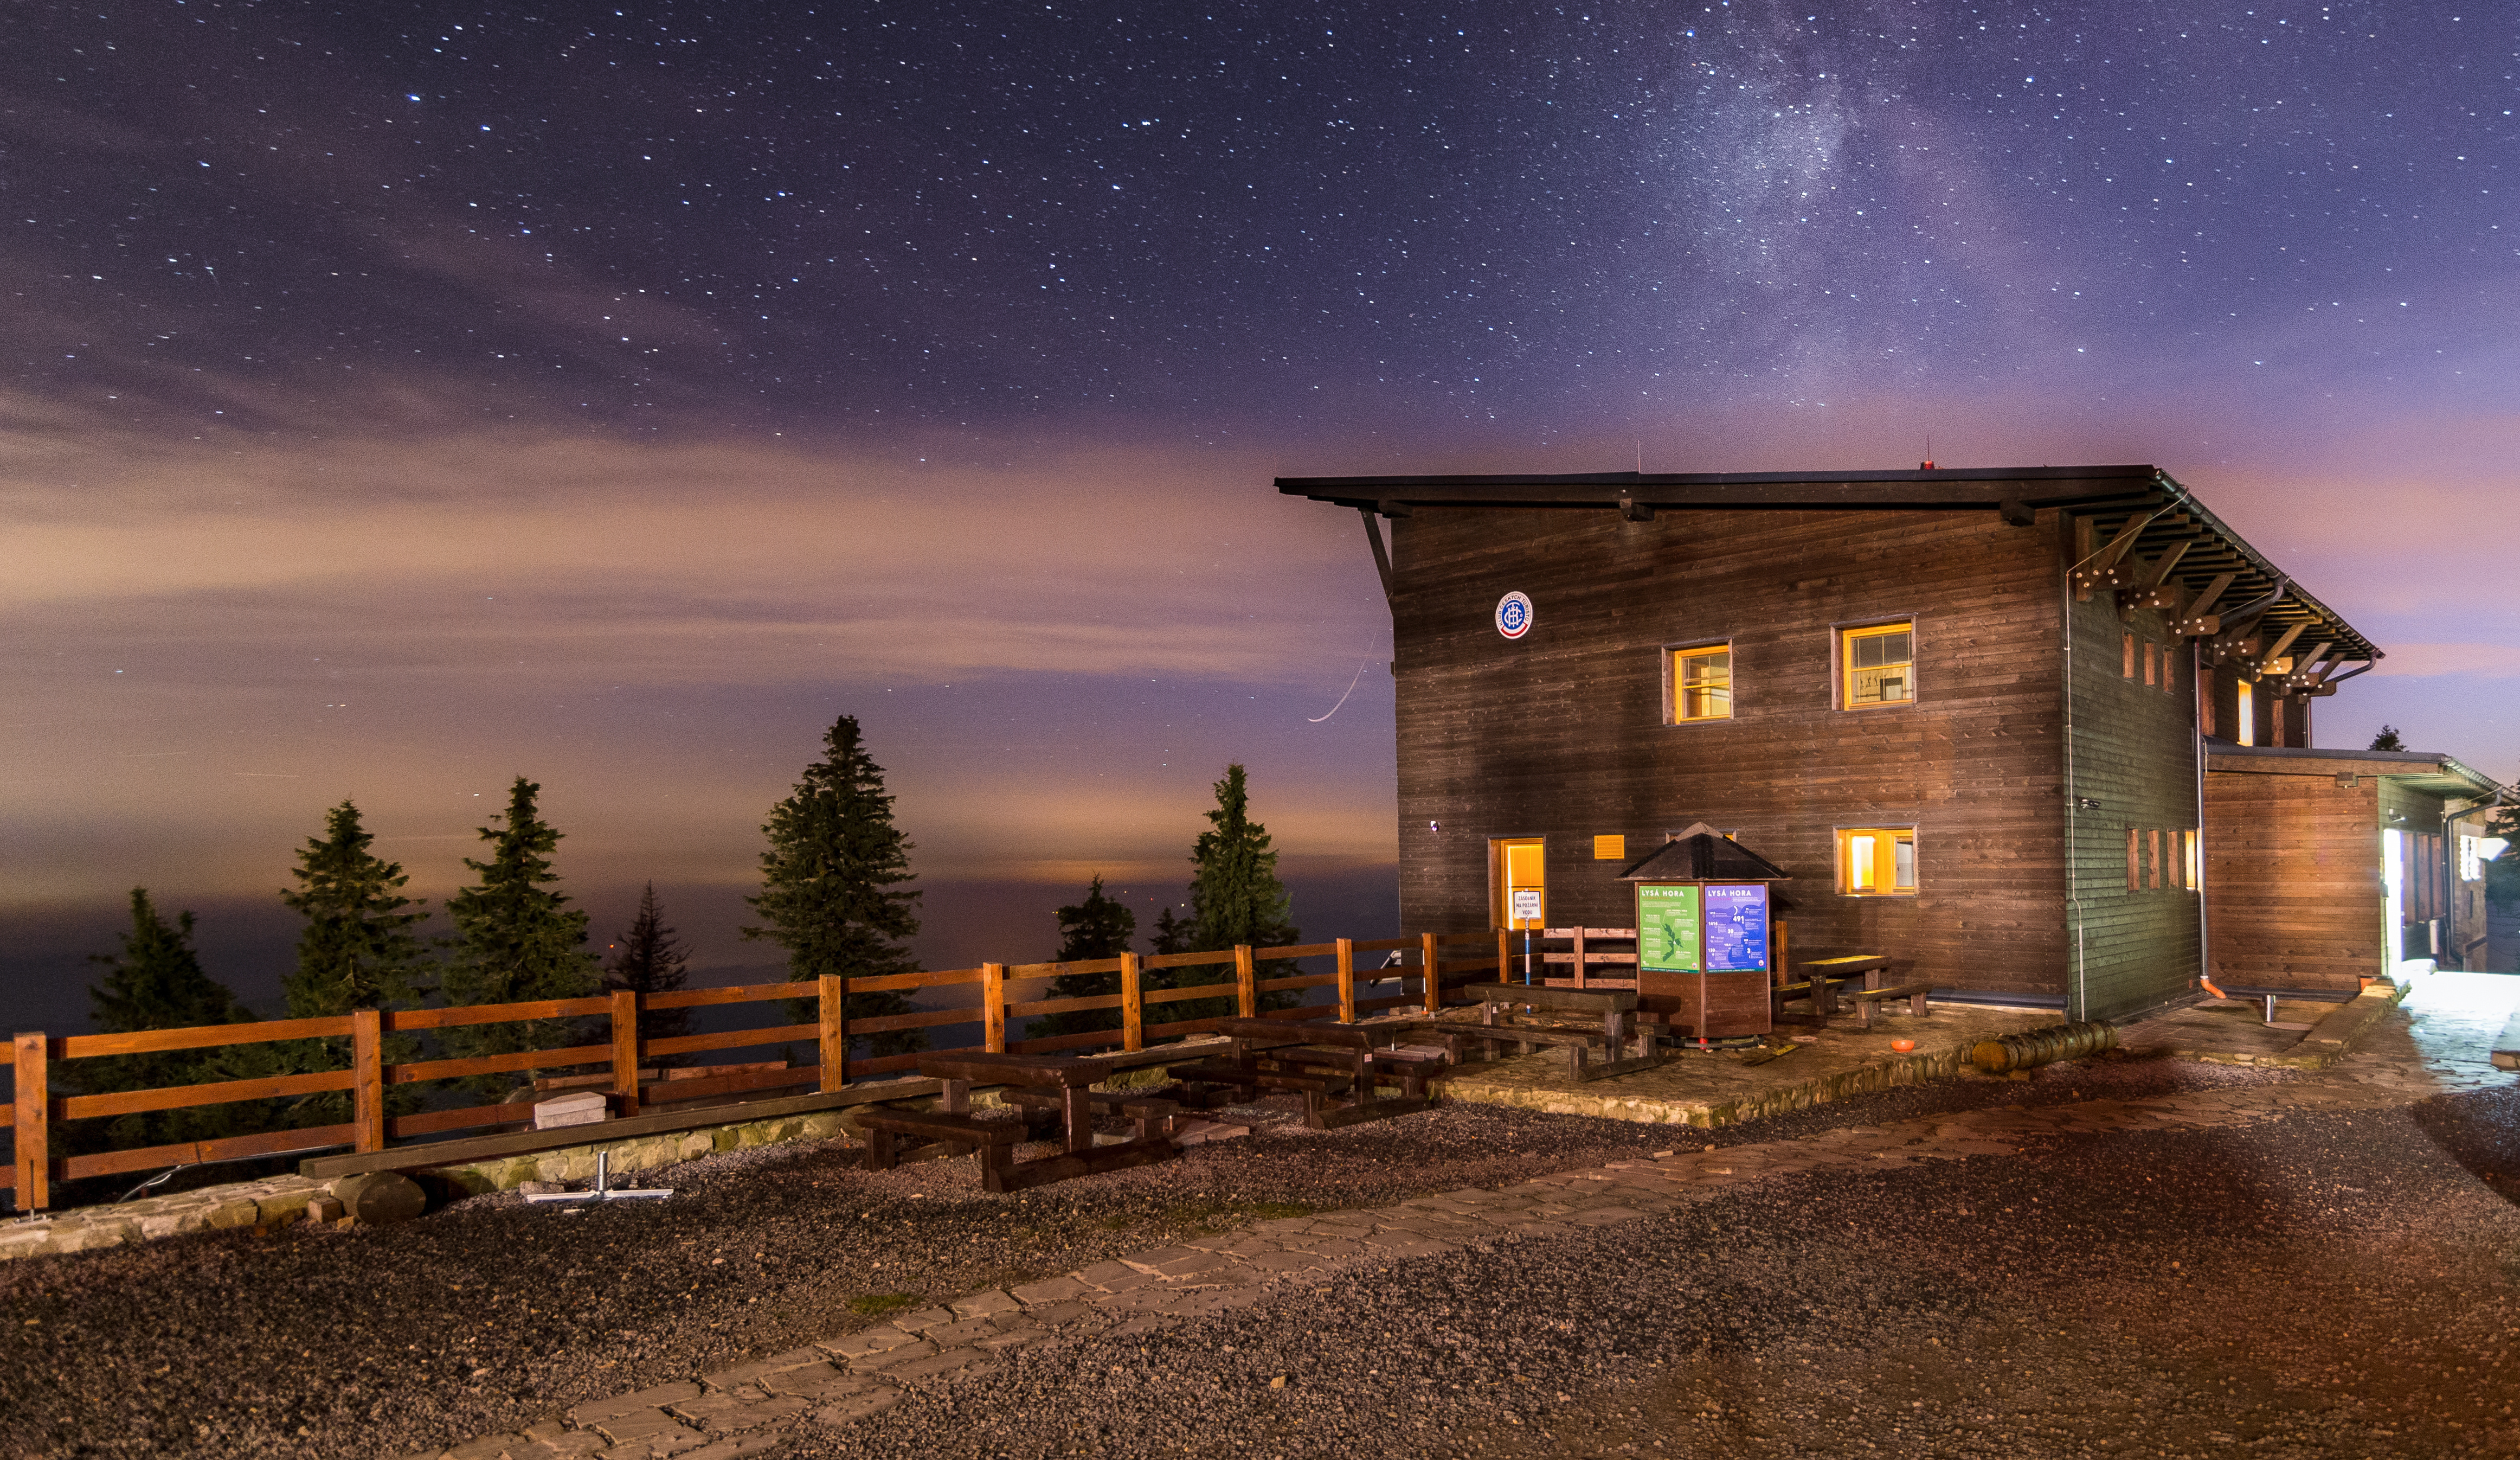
[1776,955,1892,1023]
[859,1052,1178,1193]
[1165,1019,1440,1129]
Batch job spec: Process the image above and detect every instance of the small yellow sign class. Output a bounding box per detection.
[1594,835,1627,861]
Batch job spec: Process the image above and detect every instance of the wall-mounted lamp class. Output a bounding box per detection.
[2076,796,2103,811]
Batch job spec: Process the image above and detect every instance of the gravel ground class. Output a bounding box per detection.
[0,1051,2494,1460]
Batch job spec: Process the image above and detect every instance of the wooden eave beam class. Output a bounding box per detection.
[1357,507,1395,605]
[2172,573,2237,637]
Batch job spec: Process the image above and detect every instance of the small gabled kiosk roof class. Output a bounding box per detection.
[1278,463,2382,686]
[1616,824,1792,882]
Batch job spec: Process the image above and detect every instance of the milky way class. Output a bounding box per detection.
[4,2,2512,1024]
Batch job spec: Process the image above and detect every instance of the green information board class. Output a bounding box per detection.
[1636,883,1702,974]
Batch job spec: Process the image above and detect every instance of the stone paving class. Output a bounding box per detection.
[1425,1000,2059,1128]
[400,971,2518,1460]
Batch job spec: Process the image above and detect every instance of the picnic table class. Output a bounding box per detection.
[858,1051,1179,1193]
[1166,1018,1442,1129]
[1408,984,1664,1081]
[1775,956,1934,1031]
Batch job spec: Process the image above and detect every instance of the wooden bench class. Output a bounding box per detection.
[1841,982,1936,1032]
[857,1108,1025,1181]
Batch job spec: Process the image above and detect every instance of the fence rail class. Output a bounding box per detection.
[5,930,1500,1212]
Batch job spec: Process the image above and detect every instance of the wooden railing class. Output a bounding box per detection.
[4,931,1501,1212]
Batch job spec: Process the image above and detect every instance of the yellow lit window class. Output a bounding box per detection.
[1841,623,1915,708]
[1672,645,1732,722]
[2235,680,2254,746]
[1837,827,1918,896]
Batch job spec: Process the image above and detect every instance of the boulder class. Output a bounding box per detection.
[331,1171,428,1225]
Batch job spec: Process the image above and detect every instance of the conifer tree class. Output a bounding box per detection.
[2369,725,2407,752]
[441,778,599,1088]
[1024,874,1137,1041]
[1149,764,1301,1022]
[82,889,281,1149]
[603,882,694,1062]
[281,801,433,1016]
[743,716,924,1059]
[278,801,433,1123]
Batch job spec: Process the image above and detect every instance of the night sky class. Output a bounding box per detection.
[6,2,2513,1029]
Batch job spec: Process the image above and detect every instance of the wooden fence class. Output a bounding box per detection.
[4,931,1502,1213]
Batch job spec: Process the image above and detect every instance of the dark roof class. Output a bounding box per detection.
[1616,823,1793,882]
[1277,464,2380,666]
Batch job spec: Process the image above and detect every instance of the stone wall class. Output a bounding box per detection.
[1,1103,882,1264]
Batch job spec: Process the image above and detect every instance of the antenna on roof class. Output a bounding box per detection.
[1919,433,1935,471]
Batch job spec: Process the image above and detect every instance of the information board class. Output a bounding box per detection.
[1701,882,1771,972]
[1509,888,1544,929]
[1635,883,1702,974]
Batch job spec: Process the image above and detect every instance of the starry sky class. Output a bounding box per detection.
[6,1,2514,1030]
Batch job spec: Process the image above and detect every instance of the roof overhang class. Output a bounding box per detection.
[1278,463,2381,669]
[2204,744,2510,802]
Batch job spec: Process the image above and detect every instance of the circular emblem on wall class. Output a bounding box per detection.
[1494,591,1534,640]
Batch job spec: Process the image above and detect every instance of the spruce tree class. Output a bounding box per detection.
[440,778,600,1090]
[743,715,924,1059]
[1150,764,1301,1023]
[1025,874,1138,1042]
[278,801,433,1123]
[2369,725,2407,752]
[282,801,432,1016]
[603,882,695,1063]
[82,889,282,1149]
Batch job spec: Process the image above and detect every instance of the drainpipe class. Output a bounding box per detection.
[2194,637,2210,998]
[2062,532,2085,1022]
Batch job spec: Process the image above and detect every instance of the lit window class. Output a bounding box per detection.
[1672,645,1732,722]
[1838,827,1918,896]
[1841,623,1914,708]
[2184,829,2201,889]
[2235,680,2254,745]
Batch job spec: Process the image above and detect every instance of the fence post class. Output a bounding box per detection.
[1421,932,1442,1014]
[1335,938,1355,1023]
[1121,952,1144,1052]
[1497,927,1512,985]
[1234,945,1257,1018]
[12,1034,46,1214]
[983,963,1007,1053]
[352,1009,385,1153]
[609,989,641,1113]
[819,975,847,1092]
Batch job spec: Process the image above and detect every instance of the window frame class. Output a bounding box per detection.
[1662,639,1736,725]
[1836,619,1919,712]
[1835,825,1919,898]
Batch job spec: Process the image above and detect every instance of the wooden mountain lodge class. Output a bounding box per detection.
[1278,465,2511,1023]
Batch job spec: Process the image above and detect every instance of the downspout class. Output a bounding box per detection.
[2194,636,2210,996]
[2062,528,2085,1022]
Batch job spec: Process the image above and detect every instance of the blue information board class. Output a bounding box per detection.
[1701,882,1771,973]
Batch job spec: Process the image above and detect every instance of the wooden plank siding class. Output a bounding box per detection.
[2061,588,2206,1020]
[2203,769,2380,991]
[1387,504,2073,1002]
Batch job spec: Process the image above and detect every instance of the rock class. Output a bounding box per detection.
[518,1180,565,1196]
[534,1091,610,1130]
[331,1171,428,1225]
